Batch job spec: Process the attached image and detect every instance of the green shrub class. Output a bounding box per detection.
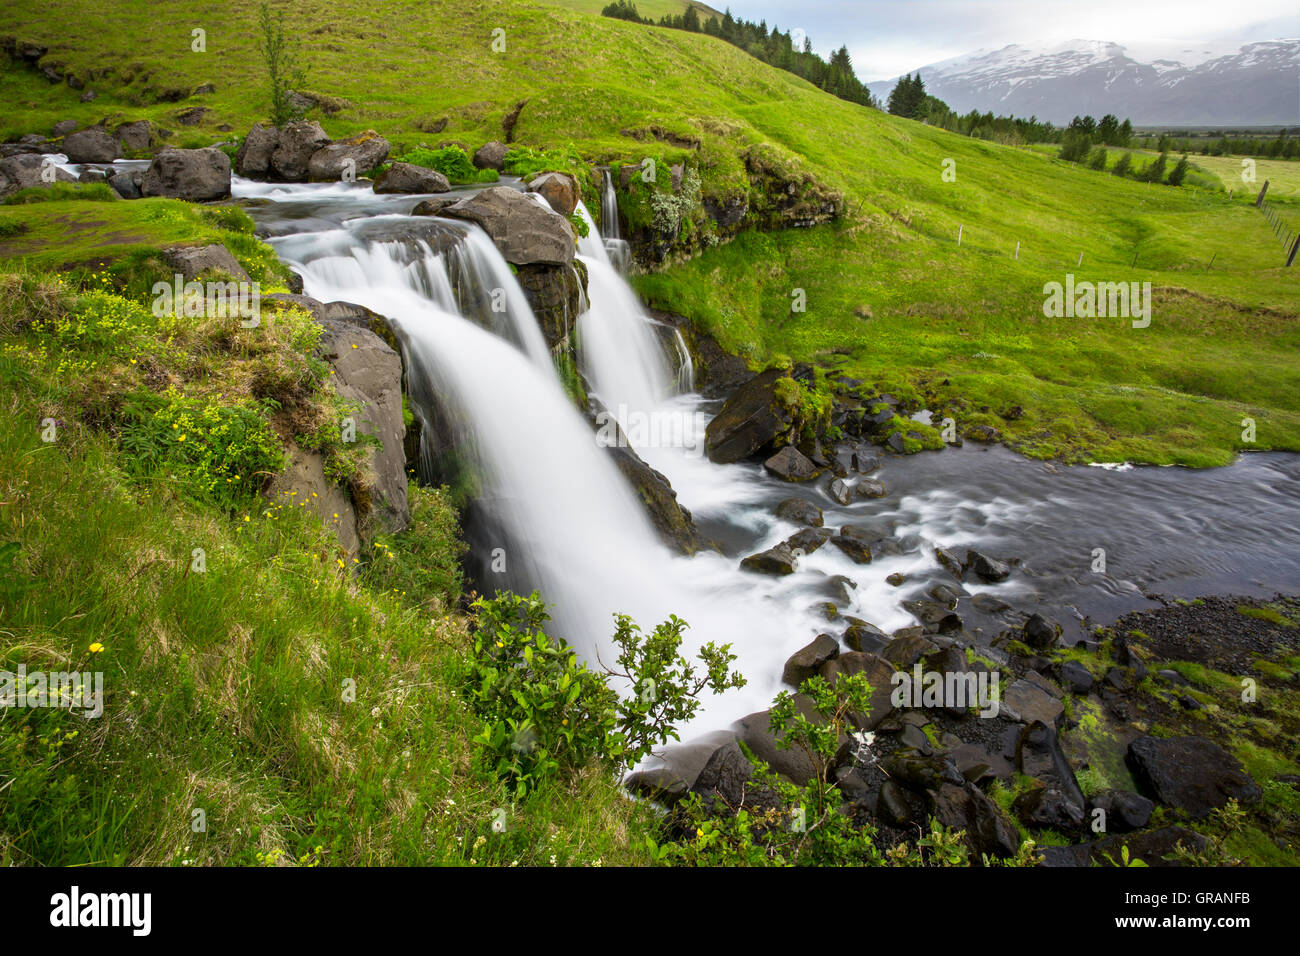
[117,387,285,510]
[396,146,497,184]
[3,183,119,204]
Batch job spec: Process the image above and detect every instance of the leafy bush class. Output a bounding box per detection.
[462,591,619,796]
[396,146,497,184]
[117,387,284,509]
[461,591,743,796]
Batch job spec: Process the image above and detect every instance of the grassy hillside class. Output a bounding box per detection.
[2,0,1296,466]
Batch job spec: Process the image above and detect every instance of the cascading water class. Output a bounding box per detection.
[237,174,1300,743]
[600,169,621,241]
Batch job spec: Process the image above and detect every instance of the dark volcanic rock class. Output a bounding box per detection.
[775,497,823,527]
[62,126,120,163]
[1126,735,1261,819]
[235,123,279,177]
[473,140,508,170]
[140,147,231,201]
[1088,789,1154,833]
[763,445,820,481]
[376,161,451,194]
[786,527,833,555]
[740,542,799,575]
[930,782,1021,859]
[964,549,1011,582]
[783,634,840,687]
[703,369,795,464]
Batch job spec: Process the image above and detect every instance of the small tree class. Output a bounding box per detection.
[1088,145,1108,170]
[1112,151,1133,178]
[1143,151,1168,183]
[258,2,307,127]
[1167,153,1190,186]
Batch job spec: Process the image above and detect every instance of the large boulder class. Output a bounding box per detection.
[734,704,821,786]
[1016,720,1086,819]
[740,542,799,575]
[0,153,78,198]
[473,140,508,170]
[1126,735,1261,819]
[62,126,121,163]
[439,186,574,266]
[307,130,390,181]
[140,148,231,201]
[930,782,1021,859]
[373,161,451,194]
[270,120,330,181]
[703,369,796,463]
[775,497,823,527]
[526,171,578,216]
[235,123,279,177]
[163,244,249,282]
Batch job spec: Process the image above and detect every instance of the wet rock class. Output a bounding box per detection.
[844,620,889,654]
[62,126,121,163]
[764,445,820,481]
[882,631,937,668]
[235,123,279,177]
[1126,735,1261,819]
[931,783,1022,858]
[786,527,833,555]
[603,435,703,555]
[876,779,920,826]
[376,161,452,194]
[951,742,1015,782]
[830,523,889,564]
[441,186,575,266]
[935,547,964,580]
[308,130,390,181]
[886,752,965,792]
[270,120,331,181]
[964,549,1011,582]
[783,634,840,687]
[1039,827,1208,867]
[1059,660,1095,695]
[904,599,963,635]
[929,583,964,607]
[1087,789,1153,833]
[971,593,1012,614]
[1014,787,1085,831]
[828,478,853,505]
[1001,678,1065,728]
[526,170,578,216]
[740,542,799,575]
[691,739,780,814]
[1016,720,1086,815]
[1022,612,1059,650]
[703,369,796,464]
[775,497,823,527]
[140,147,231,201]
[473,140,508,170]
[886,573,906,587]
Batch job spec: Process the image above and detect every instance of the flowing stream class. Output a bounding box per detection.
[237,175,1300,738]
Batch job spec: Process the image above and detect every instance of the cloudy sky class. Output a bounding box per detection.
[720,0,1299,79]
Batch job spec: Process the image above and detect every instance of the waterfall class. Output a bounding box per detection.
[272,215,554,372]
[600,169,621,240]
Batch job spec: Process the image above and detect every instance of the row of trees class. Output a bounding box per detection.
[1133,131,1299,159]
[1061,142,1192,186]
[601,2,877,108]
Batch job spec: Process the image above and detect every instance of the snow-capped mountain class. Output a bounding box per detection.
[867,39,1300,125]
